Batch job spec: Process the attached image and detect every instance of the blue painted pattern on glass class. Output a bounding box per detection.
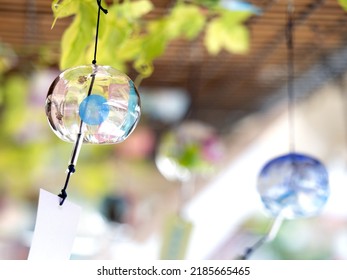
[79,94,110,125]
[257,153,329,219]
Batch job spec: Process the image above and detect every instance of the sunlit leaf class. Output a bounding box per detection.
[193,0,220,9]
[221,10,252,24]
[224,25,249,53]
[204,12,250,55]
[338,0,347,10]
[51,0,79,18]
[141,22,169,61]
[204,18,224,54]
[98,20,130,62]
[51,0,79,28]
[105,17,131,45]
[96,1,152,70]
[125,0,153,19]
[115,37,143,64]
[60,15,85,69]
[166,4,206,40]
[60,2,96,69]
[53,0,251,78]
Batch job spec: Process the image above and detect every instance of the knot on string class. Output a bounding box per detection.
[97,0,108,14]
[240,247,253,260]
[68,164,76,173]
[58,189,67,206]
[58,164,76,206]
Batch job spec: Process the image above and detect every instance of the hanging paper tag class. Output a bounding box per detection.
[28,188,81,260]
[160,214,193,260]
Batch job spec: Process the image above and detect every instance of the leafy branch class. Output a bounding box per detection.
[52,0,254,81]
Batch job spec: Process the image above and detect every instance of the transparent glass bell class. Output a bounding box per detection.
[45,65,141,144]
[257,153,329,219]
[155,121,224,182]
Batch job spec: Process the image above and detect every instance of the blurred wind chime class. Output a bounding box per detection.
[28,0,141,260]
[240,0,330,259]
[156,121,224,259]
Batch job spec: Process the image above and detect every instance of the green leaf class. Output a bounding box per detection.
[204,18,224,54]
[54,0,251,78]
[192,0,220,9]
[166,4,206,40]
[51,0,79,28]
[221,10,252,25]
[125,0,153,19]
[59,2,96,69]
[98,19,131,61]
[338,0,347,10]
[60,15,85,69]
[96,1,153,69]
[204,13,250,55]
[223,25,249,54]
[107,0,153,22]
[141,21,169,61]
[116,37,143,61]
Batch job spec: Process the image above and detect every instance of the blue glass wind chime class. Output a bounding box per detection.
[45,0,141,205]
[241,1,330,259]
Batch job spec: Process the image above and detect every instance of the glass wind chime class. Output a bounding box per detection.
[46,0,141,205]
[28,0,140,260]
[241,1,330,259]
[155,121,224,260]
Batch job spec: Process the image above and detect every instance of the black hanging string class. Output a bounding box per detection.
[58,0,108,206]
[239,1,295,259]
[239,236,267,260]
[93,0,108,65]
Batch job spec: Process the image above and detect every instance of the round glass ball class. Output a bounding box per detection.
[257,153,329,219]
[45,65,141,144]
[155,121,224,182]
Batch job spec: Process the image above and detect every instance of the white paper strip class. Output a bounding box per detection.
[28,188,81,260]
